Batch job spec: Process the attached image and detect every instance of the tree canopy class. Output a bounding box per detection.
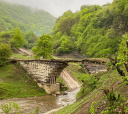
[0,43,12,66]
[32,34,53,59]
[52,0,128,57]
[10,28,24,48]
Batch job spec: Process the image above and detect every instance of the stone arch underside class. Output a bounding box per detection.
[19,60,68,94]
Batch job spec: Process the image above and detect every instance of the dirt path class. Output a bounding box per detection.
[19,48,33,55]
[60,69,81,91]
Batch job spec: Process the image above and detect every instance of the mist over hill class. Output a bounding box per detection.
[0,0,56,36]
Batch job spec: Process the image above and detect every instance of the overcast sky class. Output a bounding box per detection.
[4,0,113,17]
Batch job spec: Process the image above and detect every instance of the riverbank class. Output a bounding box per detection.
[0,54,83,113]
[0,88,80,113]
[55,69,128,114]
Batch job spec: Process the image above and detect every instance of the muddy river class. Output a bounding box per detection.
[0,88,80,114]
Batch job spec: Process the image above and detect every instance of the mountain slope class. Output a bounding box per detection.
[52,0,128,57]
[0,0,56,36]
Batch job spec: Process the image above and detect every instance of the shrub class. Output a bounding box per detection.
[0,43,12,66]
[106,60,116,71]
[1,102,40,114]
[90,89,128,114]
[1,102,21,114]
[76,75,98,100]
[56,47,64,55]
[9,28,24,48]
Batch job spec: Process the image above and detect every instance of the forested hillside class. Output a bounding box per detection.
[0,0,56,36]
[52,0,128,57]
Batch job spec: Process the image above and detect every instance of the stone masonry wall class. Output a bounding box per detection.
[19,60,68,94]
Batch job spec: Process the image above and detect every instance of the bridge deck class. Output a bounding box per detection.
[10,59,84,62]
[10,58,108,64]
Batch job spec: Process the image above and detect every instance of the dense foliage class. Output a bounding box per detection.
[32,34,53,59]
[10,28,24,48]
[0,28,26,48]
[0,43,12,66]
[0,0,56,36]
[52,0,128,57]
[24,30,37,49]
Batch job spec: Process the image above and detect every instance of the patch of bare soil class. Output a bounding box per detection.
[14,65,20,72]
[0,78,3,82]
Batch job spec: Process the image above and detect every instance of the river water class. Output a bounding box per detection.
[0,88,80,114]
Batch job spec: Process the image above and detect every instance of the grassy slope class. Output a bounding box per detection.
[11,53,34,60]
[66,63,89,83]
[56,69,128,114]
[0,63,46,99]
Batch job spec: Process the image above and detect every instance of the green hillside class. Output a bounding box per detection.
[0,0,56,36]
[0,63,46,99]
[52,0,128,57]
[56,69,128,114]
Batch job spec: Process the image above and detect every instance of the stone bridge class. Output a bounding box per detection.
[11,59,107,94]
[82,58,108,74]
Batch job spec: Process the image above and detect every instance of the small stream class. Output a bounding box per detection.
[0,88,80,114]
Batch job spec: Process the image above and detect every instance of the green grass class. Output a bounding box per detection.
[66,63,89,83]
[56,88,102,114]
[57,76,68,91]
[11,53,34,60]
[56,69,126,114]
[57,76,65,85]
[0,63,46,99]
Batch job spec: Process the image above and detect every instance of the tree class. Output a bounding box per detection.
[10,28,24,48]
[0,43,12,66]
[60,17,75,35]
[24,30,37,49]
[117,34,128,72]
[32,34,53,59]
[108,33,128,77]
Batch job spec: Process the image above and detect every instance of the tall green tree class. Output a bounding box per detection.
[108,33,128,77]
[60,17,75,35]
[117,34,128,70]
[32,34,53,59]
[10,28,24,48]
[0,43,12,66]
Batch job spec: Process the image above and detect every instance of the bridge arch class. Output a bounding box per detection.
[11,59,107,94]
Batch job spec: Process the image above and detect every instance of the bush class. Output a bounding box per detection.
[89,89,128,114]
[76,75,98,100]
[56,47,64,55]
[9,28,24,48]
[1,102,40,114]
[0,43,12,66]
[106,60,115,71]
[1,102,21,114]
